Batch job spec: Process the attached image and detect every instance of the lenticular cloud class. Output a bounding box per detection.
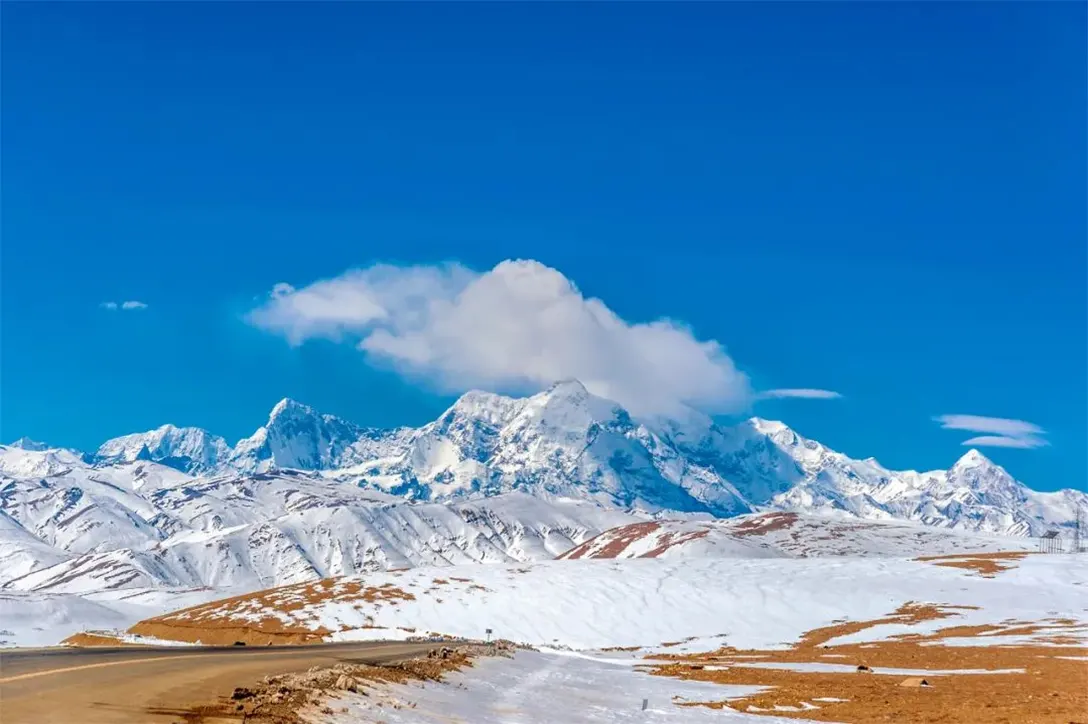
[247,259,752,417]
[933,414,1050,450]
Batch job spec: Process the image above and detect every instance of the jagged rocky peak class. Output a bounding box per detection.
[266,397,317,423]
[229,398,368,472]
[94,424,231,475]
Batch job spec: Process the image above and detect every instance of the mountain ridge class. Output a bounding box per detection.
[5,385,1084,539]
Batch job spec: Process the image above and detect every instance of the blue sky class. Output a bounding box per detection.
[2,3,1084,490]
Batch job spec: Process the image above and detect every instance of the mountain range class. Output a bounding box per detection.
[1,381,1083,598]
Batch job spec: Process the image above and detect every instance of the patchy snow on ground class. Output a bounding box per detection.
[306,650,803,724]
[144,554,1088,653]
[727,661,1025,675]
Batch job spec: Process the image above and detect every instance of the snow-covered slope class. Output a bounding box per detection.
[128,554,1088,652]
[1,440,638,592]
[0,587,226,648]
[557,512,1035,561]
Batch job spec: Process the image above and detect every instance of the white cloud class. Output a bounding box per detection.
[960,435,1048,450]
[271,283,296,298]
[248,259,752,417]
[934,414,1043,437]
[757,388,842,401]
[101,300,148,311]
[934,414,1049,450]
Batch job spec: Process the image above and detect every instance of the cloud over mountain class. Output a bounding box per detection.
[247,259,751,417]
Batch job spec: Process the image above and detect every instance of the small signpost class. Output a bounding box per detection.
[485,628,492,643]
[642,698,648,711]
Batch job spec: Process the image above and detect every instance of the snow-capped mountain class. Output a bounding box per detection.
[347,380,748,515]
[95,424,231,475]
[3,382,1084,600]
[0,442,637,593]
[9,437,50,452]
[738,421,1084,537]
[228,398,402,473]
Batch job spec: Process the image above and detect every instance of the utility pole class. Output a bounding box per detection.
[1074,507,1083,554]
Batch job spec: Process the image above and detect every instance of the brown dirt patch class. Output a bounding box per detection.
[731,512,799,537]
[128,579,417,646]
[60,631,130,647]
[915,552,1032,577]
[557,521,662,559]
[651,605,1088,723]
[640,528,710,558]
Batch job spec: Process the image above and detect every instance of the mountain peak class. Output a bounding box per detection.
[93,424,230,475]
[544,379,590,398]
[444,389,523,425]
[9,437,50,451]
[954,448,993,469]
[268,398,315,422]
[748,417,790,435]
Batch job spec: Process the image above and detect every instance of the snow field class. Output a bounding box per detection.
[173,555,1088,653]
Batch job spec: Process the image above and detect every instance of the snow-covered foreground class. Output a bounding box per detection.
[2,510,1041,648]
[136,554,1088,653]
[0,587,230,647]
[306,650,799,724]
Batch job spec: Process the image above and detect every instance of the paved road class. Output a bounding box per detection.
[0,641,438,723]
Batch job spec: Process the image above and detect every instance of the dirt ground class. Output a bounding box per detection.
[650,601,1088,723]
[915,551,1032,577]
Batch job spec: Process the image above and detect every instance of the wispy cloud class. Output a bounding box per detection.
[100,300,148,311]
[247,259,753,418]
[934,414,1049,450]
[960,435,1045,449]
[757,388,842,401]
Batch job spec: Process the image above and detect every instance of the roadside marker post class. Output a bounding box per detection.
[642,698,648,711]
[485,628,492,643]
